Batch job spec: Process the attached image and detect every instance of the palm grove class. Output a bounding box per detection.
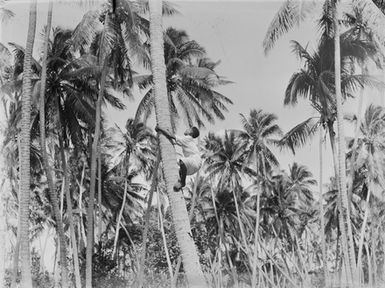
[2,0,385,287]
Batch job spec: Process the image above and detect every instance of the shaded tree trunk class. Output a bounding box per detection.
[98,150,102,242]
[39,2,69,286]
[319,126,328,286]
[347,66,366,204]
[333,1,356,285]
[18,0,37,286]
[85,12,111,286]
[112,180,128,258]
[85,55,108,288]
[149,1,207,286]
[60,147,82,288]
[137,150,160,288]
[357,189,371,283]
[157,191,174,287]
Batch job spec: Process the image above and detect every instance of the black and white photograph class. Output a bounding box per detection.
[1,0,385,287]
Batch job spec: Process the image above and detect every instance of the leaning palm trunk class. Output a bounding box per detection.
[137,150,160,287]
[18,0,37,286]
[319,126,328,286]
[333,1,356,285]
[39,2,69,286]
[112,180,128,258]
[149,1,206,286]
[174,168,201,286]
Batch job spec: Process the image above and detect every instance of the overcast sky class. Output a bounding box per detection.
[2,0,385,186]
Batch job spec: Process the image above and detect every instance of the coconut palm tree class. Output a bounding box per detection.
[347,105,385,275]
[148,0,206,287]
[333,1,356,283]
[17,0,37,286]
[38,2,69,286]
[104,118,156,180]
[238,109,282,286]
[135,27,232,130]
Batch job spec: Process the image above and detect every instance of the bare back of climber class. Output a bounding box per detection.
[155,125,202,191]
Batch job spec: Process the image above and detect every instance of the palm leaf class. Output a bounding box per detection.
[263,0,316,54]
[279,117,320,154]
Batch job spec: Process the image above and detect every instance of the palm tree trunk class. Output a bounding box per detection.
[60,147,82,288]
[319,126,328,286]
[11,220,20,288]
[251,158,262,287]
[112,180,128,258]
[39,2,69,286]
[149,1,206,286]
[77,164,87,250]
[85,56,108,288]
[18,0,37,286]
[333,1,356,285]
[357,188,371,283]
[157,191,174,287]
[137,150,160,287]
[98,150,102,242]
[173,168,201,285]
[347,66,366,204]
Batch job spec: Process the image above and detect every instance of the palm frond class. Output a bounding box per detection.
[72,10,103,52]
[279,117,320,154]
[263,0,316,54]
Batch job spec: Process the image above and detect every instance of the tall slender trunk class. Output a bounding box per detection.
[357,188,371,283]
[0,187,5,286]
[347,66,366,204]
[85,8,111,284]
[149,1,206,286]
[97,150,102,242]
[39,2,69,286]
[333,1,356,285]
[10,221,20,288]
[85,55,108,288]
[112,180,128,258]
[251,157,261,287]
[319,126,328,286]
[18,0,37,286]
[137,150,160,288]
[60,147,82,288]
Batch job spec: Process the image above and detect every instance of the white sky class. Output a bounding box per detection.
[2,0,385,187]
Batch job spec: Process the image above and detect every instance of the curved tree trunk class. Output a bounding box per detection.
[39,2,69,286]
[18,0,37,286]
[149,1,207,286]
[333,1,356,285]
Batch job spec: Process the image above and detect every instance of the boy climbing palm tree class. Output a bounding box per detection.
[155,126,202,191]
